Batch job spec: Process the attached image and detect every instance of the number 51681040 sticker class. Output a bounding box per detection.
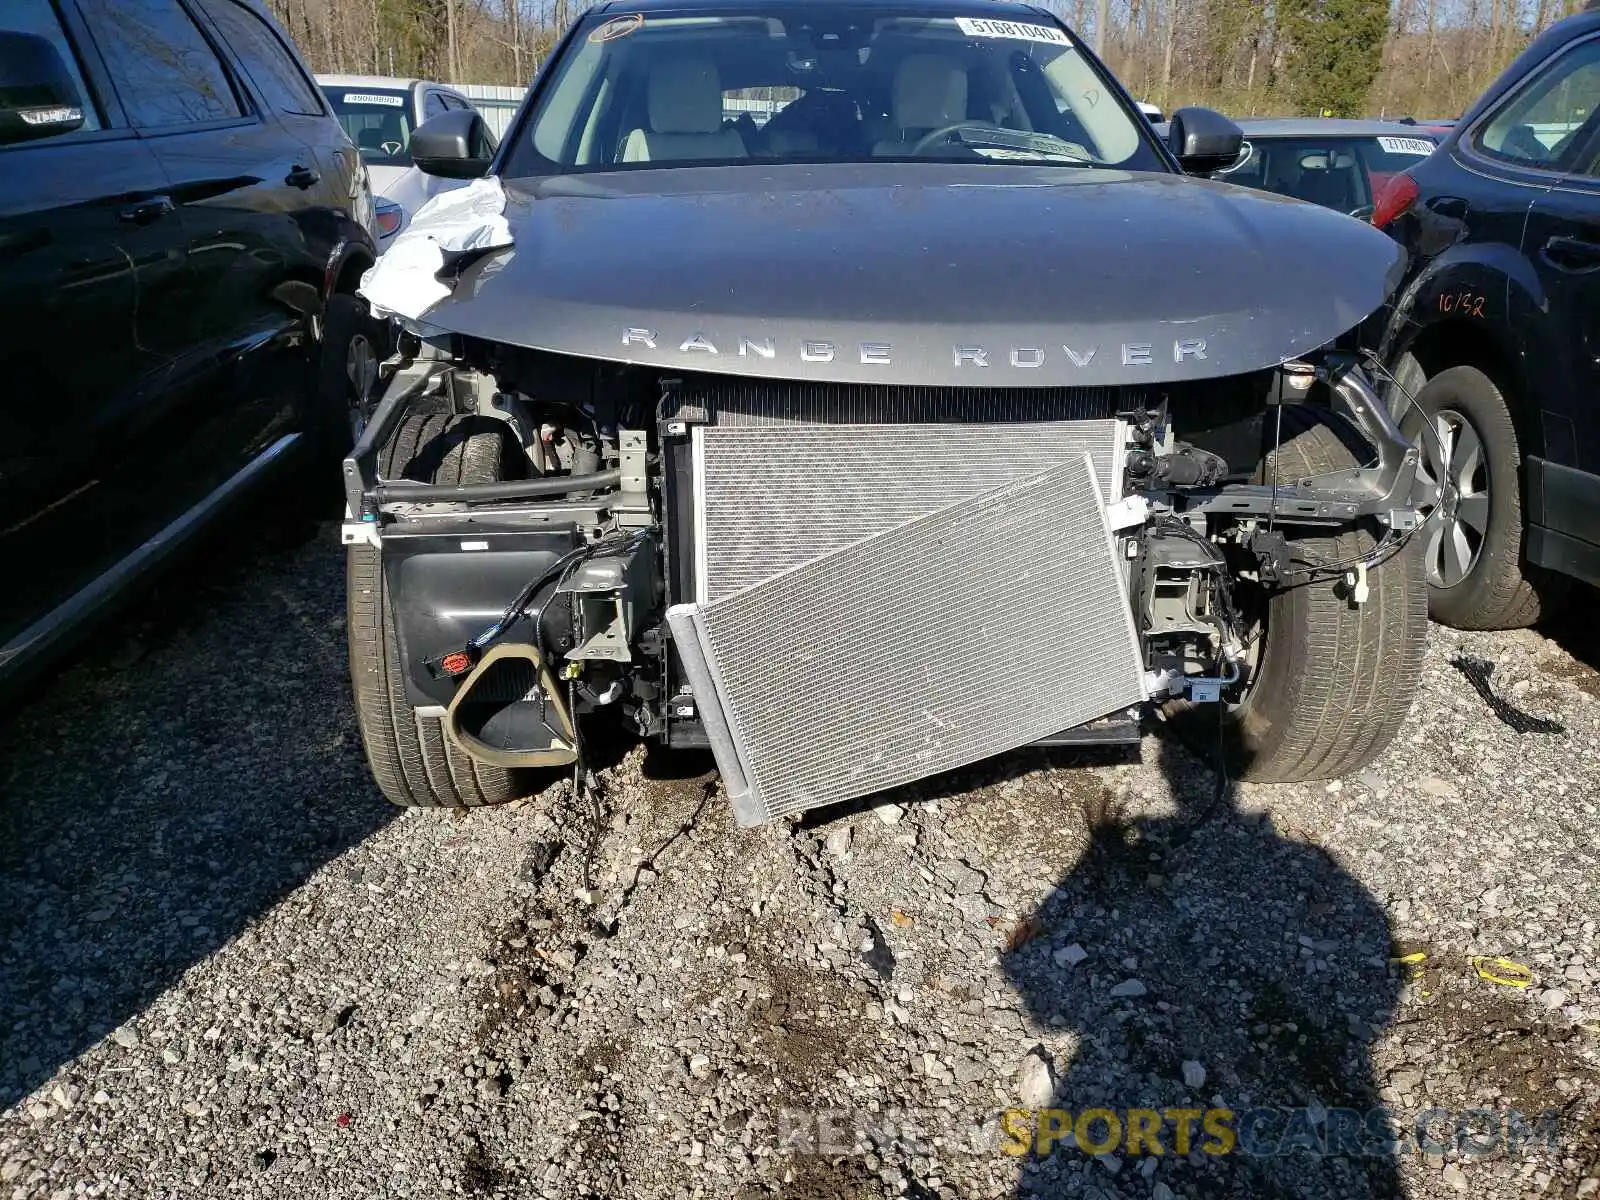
[955,16,1071,44]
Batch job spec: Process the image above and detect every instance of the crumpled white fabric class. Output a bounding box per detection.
[358,176,514,320]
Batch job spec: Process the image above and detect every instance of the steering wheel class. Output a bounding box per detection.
[910,121,1008,155]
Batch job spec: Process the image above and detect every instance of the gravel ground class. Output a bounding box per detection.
[1,520,1597,1200]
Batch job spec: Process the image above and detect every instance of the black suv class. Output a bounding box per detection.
[1373,6,1600,629]
[0,0,379,692]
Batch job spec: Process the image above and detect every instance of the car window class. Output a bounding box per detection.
[198,0,323,116]
[1215,135,1434,214]
[79,0,242,128]
[1474,35,1600,170]
[425,90,449,119]
[3,0,103,134]
[510,5,1163,175]
[325,87,413,166]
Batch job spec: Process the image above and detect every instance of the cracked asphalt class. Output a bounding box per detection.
[1,519,1597,1199]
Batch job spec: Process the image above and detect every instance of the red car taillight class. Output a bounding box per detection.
[1372,173,1419,230]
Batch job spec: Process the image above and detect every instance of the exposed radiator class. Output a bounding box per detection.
[692,420,1125,601]
[668,457,1146,825]
[664,378,1142,427]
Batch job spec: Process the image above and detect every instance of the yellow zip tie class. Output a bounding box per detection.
[1390,952,1427,965]
[1469,956,1534,988]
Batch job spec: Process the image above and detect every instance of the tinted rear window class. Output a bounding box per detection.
[326,87,412,165]
[1215,134,1435,214]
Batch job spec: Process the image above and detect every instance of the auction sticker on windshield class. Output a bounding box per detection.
[343,93,404,107]
[955,17,1070,44]
[1377,135,1434,156]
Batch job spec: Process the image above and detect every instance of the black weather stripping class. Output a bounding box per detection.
[1449,655,1566,735]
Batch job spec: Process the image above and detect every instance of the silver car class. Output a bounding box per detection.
[317,75,497,248]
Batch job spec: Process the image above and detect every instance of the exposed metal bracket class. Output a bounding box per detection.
[342,358,450,518]
[341,520,381,548]
[1188,356,1420,528]
[619,429,648,495]
[1105,494,1150,531]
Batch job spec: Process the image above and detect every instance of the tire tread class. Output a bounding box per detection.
[1235,421,1428,782]
[347,413,524,809]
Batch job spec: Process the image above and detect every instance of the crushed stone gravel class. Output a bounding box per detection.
[1,523,1597,1199]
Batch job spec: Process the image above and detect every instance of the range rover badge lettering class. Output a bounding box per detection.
[623,329,1214,370]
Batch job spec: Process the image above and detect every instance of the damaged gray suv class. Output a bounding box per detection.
[342,0,1428,824]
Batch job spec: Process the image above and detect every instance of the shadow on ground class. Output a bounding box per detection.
[1542,583,1600,684]
[0,516,393,1109]
[1003,734,1405,1198]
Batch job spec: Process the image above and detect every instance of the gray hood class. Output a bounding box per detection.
[431,162,1405,387]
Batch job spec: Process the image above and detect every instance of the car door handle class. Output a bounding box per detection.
[118,195,176,225]
[1542,234,1600,270]
[285,164,320,189]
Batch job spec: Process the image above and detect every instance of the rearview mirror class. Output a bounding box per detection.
[0,31,85,146]
[1167,106,1244,176]
[411,109,494,179]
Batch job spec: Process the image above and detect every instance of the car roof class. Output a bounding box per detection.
[315,75,459,93]
[592,0,1064,17]
[1233,118,1439,138]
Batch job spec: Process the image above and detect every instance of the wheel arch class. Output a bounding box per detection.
[327,240,377,300]
[1381,243,1539,452]
[1389,314,1539,462]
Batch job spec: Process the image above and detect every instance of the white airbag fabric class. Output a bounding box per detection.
[359,176,513,320]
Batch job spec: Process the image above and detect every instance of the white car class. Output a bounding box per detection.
[316,76,498,250]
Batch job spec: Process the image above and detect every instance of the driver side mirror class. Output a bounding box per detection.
[411,109,495,179]
[0,31,86,146]
[1167,106,1244,176]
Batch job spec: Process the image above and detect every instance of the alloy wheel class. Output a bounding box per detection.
[1414,407,1489,588]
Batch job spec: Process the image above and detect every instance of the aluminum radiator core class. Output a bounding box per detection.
[668,457,1146,825]
[692,421,1125,601]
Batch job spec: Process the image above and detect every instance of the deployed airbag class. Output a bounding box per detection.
[359,177,513,321]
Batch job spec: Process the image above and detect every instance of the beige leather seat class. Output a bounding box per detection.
[622,58,747,162]
[872,55,968,155]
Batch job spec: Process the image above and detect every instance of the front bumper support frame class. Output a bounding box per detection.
[1184,354,1420,529]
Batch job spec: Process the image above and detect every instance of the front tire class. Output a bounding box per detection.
[348,412,528,809]
[1200,416,1429,782]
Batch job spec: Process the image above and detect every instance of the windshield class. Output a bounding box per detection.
[326,88,414,167]
[504,6,1163,174]
[1215,134,1436,214]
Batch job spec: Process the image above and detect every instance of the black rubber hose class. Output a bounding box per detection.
[373,468,623,506]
